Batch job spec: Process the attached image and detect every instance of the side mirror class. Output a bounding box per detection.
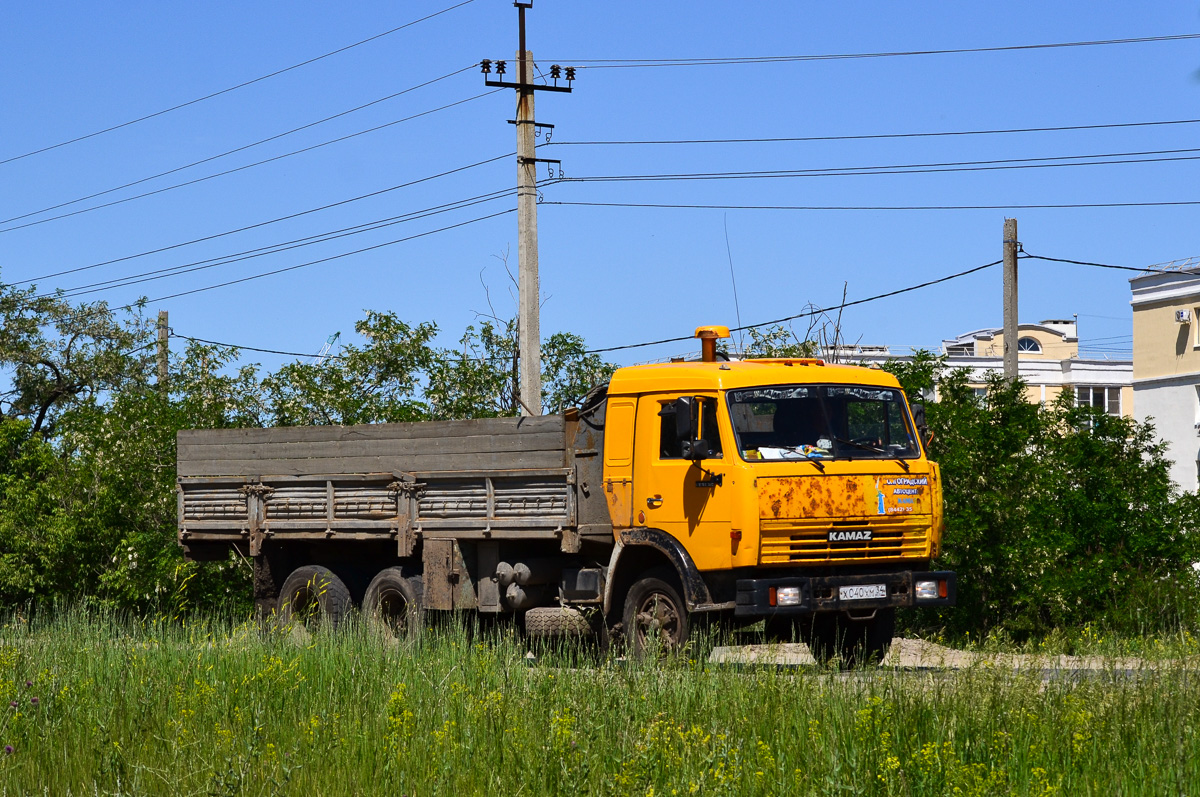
[660,396,710,460]
[680,438,711,460]
[672,396,694,442]
[911,402,933,448]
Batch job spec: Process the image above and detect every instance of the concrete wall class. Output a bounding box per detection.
[1130,269,1200,491]
[1134,377,1198,491]
[1132,297,1200,381]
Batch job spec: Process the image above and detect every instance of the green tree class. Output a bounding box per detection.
[743,325,819,359]
[264,313,438,426]
[0,284,616,612]
[887,359,1200,638]
[0,286,150,435]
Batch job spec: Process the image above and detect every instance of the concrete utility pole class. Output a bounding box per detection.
[1002,218,1019,382]
[482,2,574,416]
[157,310,169,388]
[515,36,540,417]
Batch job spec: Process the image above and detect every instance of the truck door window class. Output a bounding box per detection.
[659,397,723,459]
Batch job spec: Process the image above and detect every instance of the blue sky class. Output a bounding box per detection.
[2,1,1199,368]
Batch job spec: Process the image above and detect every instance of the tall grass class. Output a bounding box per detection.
[0,609,1196,796]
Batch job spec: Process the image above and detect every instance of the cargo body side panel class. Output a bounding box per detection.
[178,416,567,477]
[178,416,594,556]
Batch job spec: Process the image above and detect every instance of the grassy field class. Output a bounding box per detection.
[0,611,1196,796]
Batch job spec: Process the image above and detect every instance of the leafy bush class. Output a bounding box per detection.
[887,357,1200,638]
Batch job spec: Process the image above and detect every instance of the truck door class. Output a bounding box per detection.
[633,393,733,571]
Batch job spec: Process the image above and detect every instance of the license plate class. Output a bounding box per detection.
[839,584,887,601]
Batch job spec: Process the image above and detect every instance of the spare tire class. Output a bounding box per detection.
[278,565,352,632]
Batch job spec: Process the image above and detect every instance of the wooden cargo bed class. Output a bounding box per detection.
[177,415,587,557]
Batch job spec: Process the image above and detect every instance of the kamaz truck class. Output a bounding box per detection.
[177,326,955,662]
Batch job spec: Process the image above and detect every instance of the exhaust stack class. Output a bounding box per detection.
[694,325,730,362]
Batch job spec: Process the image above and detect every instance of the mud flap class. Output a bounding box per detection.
[422,538,478,611]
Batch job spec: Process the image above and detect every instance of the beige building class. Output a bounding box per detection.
[823,322,1132,416]
[1130,262,1200,491]
[939,320,1133,416]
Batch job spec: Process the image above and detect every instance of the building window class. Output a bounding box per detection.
[972,387,988,403]
[1017,337,1042,353]
[946,345,973,357]
[1076,386,1121,416]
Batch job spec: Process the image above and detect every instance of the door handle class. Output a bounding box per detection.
[646,495,663,509]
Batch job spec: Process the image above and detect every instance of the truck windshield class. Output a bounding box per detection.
[727,384,919,462]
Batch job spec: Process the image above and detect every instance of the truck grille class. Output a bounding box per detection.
[759,516,930,564]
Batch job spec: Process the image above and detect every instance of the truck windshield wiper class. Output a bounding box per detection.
[834,437,910,471]
[773,446,825,471]
[835,437,884,454]
[800,452,826,472]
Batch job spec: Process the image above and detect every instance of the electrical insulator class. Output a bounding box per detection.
[549,64,561,79]
[480,59,492,74]
[496,60,507,75]
[565,66,576,82]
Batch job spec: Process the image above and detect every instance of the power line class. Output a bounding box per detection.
[561,147,1200,185]
[134,207,515,306]
[170,333,346,361]
[168,328,516,364]
[585,260,1001,354]
[558,33,1200,69]
[0,0,477,167]
[1021,252,1197,274]
[1,206,514,330]
[0,65,478,227]
[47,190,513,299]
[545,199,1200,211]
[11,153,515,286]
[0,90,504,234]
[1079,334,1133,343]
[549,117,1200,147]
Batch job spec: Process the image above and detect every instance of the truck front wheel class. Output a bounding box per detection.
[623,568,690,656]
[278,565,352,632]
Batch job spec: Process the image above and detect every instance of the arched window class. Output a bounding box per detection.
[1017,337,1041,353]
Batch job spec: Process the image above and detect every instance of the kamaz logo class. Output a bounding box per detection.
[828,529,872,543]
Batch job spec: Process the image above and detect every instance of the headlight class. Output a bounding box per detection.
[915,580,939,600]
[776,586,802,606]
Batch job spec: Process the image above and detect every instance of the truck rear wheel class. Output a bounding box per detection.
[623,568,690,657]
[364,568,423,640]
[278,565,352,632]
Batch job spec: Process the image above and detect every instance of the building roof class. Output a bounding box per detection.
[941,321,1078,349]
[1129,263,1200,307]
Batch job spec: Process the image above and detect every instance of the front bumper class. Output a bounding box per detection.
[734,570,956,616]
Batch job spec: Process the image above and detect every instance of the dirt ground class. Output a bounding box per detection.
[708,637,1166,670]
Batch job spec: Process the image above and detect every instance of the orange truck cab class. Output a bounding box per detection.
[597,326,954,661]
